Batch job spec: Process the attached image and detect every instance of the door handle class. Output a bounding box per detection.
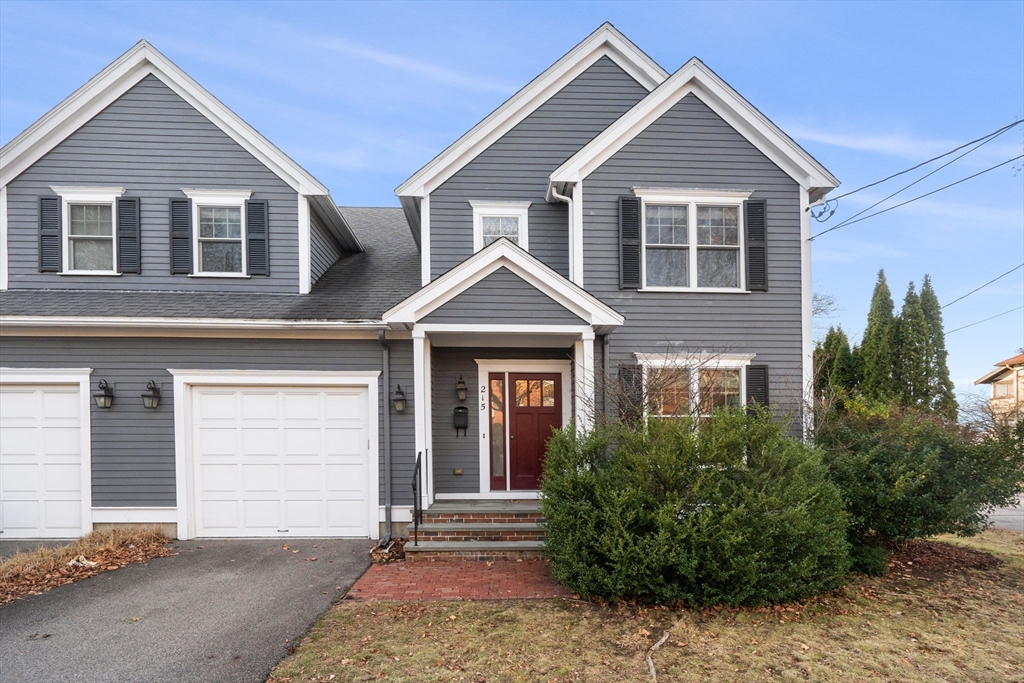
[510,435,515,439]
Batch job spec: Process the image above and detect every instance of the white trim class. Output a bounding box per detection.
[298,195,311,294]
[412,330,430,510]
[800,188,813,438]
[1,316,384,333]
[182,190,252,277]
[571,181,585,286]
[378,505,414,523]
[56,187,126,276]
[0,367,94,538]
[395,23,667,199]
[0,185,7,290]
[91,507,177,524]
[382,239,624,329]
[633,188,754,202]
[415,323,592,334]
[474,359,572,497]
[471,201,531,253]
[574,332,595,430]
[168,369,380,540]
[550,58,839,200]
[420,194,431,286]
[635,353,753,416]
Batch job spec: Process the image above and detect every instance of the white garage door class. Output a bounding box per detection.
[0,385,85,539]
[191,385,371,537]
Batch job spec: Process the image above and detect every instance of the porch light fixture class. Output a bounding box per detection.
[456,376,468,402]
[141,380,162,409]
[392,385,407,413]
[93,380,114,409]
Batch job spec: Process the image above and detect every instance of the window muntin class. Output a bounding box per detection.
[197,205,243,273]
[481,215,521,247]
[695,206,740,288]
[701,369,741,413]
[68,203,114,271]
[649,367,690,416]
[514,378,556,407]
[645,204,688,287]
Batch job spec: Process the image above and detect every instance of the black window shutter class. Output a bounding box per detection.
[745,199,767,291]
[246,199,269,276]
[619,196,641,289]
[618,363,644,424]
[747,364,770,408]
[169,198,192,274]
[117,197,141,274]
[39,196,62,272]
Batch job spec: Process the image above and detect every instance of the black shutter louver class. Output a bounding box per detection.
[745,199,767,291]
[747,364,770,409]
[117,197,141,274]
[618,363,644,424]
[246,199,269,276]
[169,198,192,274]
[619,196,641,289]
[39,196,62,272]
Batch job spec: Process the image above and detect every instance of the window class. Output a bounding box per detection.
[994,382,1011,398]
[182,189,252,276]
[649,367,690,416]
[51,186,125,274]
[470,200,530,252]
[639,353,753,417]
[635,190,751,291]
[514,378,556,407]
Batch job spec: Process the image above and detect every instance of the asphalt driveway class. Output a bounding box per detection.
[0,538,372,683]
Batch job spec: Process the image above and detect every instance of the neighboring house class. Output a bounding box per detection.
[0,24,838,550]
[975,354,1024,426]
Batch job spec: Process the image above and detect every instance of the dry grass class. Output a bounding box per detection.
[0,526,171,604]
[269,530,1024,683]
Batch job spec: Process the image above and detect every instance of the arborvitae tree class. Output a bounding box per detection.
[860,270,897,401]
[919,275,958,418]
[893,282,931,406]
[815,326,858,396]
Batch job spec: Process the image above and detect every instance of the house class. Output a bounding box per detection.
[0,24,838,555]
[975,354,1024,427]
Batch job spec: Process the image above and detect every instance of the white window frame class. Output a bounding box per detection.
[470,200,530,252]
[636,352,754,417]
[993,381,1012,398]
[51,186,125,276]
[634,189,752,293]
[182,189,252,278]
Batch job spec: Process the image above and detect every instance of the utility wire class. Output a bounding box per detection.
[810,155,1024,240]
[941,263,1024,309]
[946,306,1024,335]
[809,118,1023,207]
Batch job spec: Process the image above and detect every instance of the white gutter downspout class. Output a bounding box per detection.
[550,183,574,281]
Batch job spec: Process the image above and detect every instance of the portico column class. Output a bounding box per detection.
[412,327,432,508]
[574,329,596,431]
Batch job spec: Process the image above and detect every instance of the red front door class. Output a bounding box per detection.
[507,373,562,490]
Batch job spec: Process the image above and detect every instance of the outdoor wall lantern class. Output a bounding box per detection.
[456,376,468,402]
[141,381,162,409]
[392,385,407,413]
[93,380,114,409]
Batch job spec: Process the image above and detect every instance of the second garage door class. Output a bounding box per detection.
[191,385,371,538]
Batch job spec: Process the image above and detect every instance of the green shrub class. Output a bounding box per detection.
[540,408,851,606]
[817,401,1024,570]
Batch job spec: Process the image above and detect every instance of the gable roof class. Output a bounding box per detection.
[549,57,840,203]
[382,238,624,332]
[395,23,667,204]
[975,353,1024,385]
[0,39,361,251]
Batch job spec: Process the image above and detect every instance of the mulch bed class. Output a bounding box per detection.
[886,539,1002,580]
[370,537,406,564]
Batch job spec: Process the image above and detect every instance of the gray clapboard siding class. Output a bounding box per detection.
[0,337,415,507]
[422,267,585,325]
[6,74,300,292]
[310,209,342,284]
[429,57,649,281]
[431,347,572,494]
[584,93,806,420]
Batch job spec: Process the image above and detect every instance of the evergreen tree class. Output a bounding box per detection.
[919,275,958,418]
[893,282,931,406]
[860,270,897,400]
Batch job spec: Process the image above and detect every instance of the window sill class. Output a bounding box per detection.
[58,271,122,277]
[640,287,750,294]
[187,273,251,279]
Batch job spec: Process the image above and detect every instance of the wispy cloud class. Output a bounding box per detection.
[813,239,914,263]
[787,124,1022,162]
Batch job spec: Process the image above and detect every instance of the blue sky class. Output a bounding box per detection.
[2,1,1022,397]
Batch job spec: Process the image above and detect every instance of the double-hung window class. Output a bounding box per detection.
[183,190,251,276]
[636,190,751,291]
[639,353,752,417]
[51,186,126,274]
[470,201,531,252]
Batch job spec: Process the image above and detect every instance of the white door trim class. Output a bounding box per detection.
[168,369,380,540]
[0,367,94,537]
[472,359,571,498]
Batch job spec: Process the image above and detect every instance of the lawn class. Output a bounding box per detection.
[268,530,1024,682]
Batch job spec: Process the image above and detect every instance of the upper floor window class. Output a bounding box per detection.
[470,200,530,252]
[49,186,127,275]
[994,381,1012,398]
[635,190,752,291]
[182,190,252,277]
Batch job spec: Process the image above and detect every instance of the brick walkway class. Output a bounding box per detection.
[346,559,573,601]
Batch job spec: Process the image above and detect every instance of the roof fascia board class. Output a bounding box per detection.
[550,59,839,193]
[394,24,668,199]
[308,195,363,252]
[0,315,385,330]
[975,367,1012,385]
[382,240,624,327]
[0,41,331,197]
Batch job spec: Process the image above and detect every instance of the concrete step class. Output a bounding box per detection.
[404,539,546,562]
[422,500,544,524]
[407,522,546,542]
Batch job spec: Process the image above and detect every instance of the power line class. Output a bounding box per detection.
[941,263,1024,309]
[810,155,1024,240]
[946,306,1024,335]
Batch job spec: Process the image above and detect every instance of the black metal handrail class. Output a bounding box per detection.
[411,451,422,546]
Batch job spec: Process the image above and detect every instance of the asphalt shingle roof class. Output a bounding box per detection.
[0,207,420,322]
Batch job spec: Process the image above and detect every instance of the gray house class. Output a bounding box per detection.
[0,24,837,554]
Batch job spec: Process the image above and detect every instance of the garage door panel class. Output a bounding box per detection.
[2,463,39,492]
[198,427,237,456]
[2,501,40,530]
[242,500,281,529]
[283,428,321,456]
[1,427,38,457]
[285,501,322,529]
[197,391,237,420]
[240,392,278,420]
[45,463,81,492]
[45,500,81,529]
[325,392,365,421]
[200,500,239,529]
[200,464,238,493]
[1,389,38,418]
[241,428,279,456]
[43,427,81,455]
[242,464,279,492]
[283,392,320,420]
[42,390,79,419]
[325,427,364,456]
[326,463,365,493]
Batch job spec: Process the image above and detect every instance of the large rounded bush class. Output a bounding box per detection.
[540,408,850,605]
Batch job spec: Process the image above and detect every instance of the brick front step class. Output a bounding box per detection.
[410,522,546,543]
[421,500,544,525]
[404,540,546,562]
